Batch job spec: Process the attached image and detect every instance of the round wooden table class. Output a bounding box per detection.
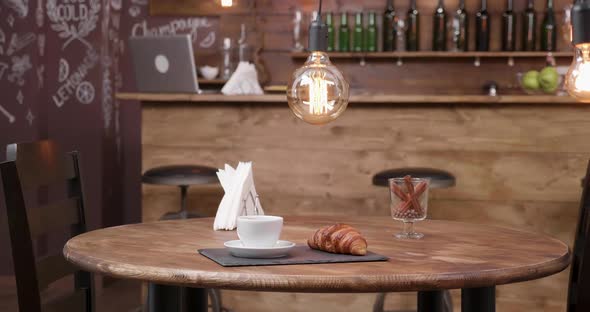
[63,216,570,312]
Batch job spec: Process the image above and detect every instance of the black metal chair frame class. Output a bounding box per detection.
[0,140,94,312]
[568,160,590,311]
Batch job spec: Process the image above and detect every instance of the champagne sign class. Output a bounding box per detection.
[46,0,100,50]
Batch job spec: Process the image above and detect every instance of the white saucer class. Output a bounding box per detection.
[224,240,296,259]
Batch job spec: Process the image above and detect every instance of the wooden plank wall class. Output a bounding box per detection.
[141,103,588,312]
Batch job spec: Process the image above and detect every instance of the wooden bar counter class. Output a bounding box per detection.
[119,92,586,312]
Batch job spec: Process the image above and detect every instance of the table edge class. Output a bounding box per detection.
[63,227,571,292]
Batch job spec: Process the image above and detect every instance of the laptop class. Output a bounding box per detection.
[129,35,200,93]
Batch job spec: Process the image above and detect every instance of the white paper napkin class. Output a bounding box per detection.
[214,162,264,230]
[221,62,264,95]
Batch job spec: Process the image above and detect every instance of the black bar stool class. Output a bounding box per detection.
[142,165,219,219]
[142,164,224,312]
[373,167,455,189]
[372,167,456,312]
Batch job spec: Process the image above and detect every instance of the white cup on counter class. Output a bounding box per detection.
[237,215,283,248]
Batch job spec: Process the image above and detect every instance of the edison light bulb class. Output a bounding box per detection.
[566,44,590,101]
[287,51,349,125]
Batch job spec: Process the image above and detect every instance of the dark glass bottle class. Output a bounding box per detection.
[339,13,350,52]
[326,12,335,52]
[522,0,536,51]
[406,0,420,51]
[452,0,468,51]
[501,0,516,51]
[475,0,490,51]
[432,0,447,51]
[383,0,397,51]
[353,12,364,52]
[367,12,378,52]
[540,0,557,51]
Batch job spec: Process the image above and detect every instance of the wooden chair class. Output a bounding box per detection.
[568,160,590,311]
[0,140,94,312]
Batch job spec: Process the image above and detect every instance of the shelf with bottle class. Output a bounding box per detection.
[290,51,573,59]
[294,0,571,61]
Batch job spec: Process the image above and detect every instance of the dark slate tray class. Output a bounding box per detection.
[198,245,388,267]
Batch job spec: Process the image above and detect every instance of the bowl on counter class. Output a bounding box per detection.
[199,66,219,80]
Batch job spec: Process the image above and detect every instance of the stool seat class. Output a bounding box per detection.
[142,165,219,186]
[372,167,455,189]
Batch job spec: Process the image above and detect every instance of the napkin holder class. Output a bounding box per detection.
[242,191,263,216]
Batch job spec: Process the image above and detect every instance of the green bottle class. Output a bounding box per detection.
[540,0,556,51]
[383,0,397,51]
[522,0,536,51]
[353,12,364,52]
[432,0,447,51]
[326,12,335,52]
[367,12,378,52]
[406,0,420,51]
[339,12,350,52]
[501,0,516,51]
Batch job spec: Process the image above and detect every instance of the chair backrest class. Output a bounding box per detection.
[568,160,590,312]
[0,140,94,312]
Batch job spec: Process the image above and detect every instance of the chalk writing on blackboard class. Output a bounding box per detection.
[0,105,15,123]
[128,5,140,17]
[0,62,8,79]
[2,0,29,18]
[102,68,112,128]
[7,54,31,86]
[6,32,36,56]
[52,48,98,107]
[76,81,94,104]
[199,31,215,48]
[0,28,5,55]
[6,14,14,27]
[131,18,212,43]
[25,109,34,125]
[36,64,43,89]
[58,57,69,82]
[46,0,100,50]
[16,89,23,104]
[35,0,43,27]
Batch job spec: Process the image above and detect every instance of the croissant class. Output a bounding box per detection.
[307,224,367,256]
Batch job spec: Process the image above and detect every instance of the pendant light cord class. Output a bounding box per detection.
[308,0,327,51]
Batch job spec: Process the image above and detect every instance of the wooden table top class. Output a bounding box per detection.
[63,216,570,293]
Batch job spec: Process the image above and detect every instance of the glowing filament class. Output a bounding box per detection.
[301,71,335,115]
[575,45,590,92]
[221,0,233,7]
[574,62,590,91]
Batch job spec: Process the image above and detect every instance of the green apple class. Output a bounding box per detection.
[539,66,559,94]
[522,70,540,90]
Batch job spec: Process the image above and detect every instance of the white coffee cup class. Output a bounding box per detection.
[237,215,283,248]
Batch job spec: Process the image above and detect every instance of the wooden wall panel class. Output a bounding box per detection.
[141,103,587,312]
[151,0,575,94]
[152,0,575,15]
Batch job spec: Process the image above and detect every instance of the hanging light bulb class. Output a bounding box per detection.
[565,1,590,101]
[221,0,233,7]
[287,0,349,125]
[566,44,590,101]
